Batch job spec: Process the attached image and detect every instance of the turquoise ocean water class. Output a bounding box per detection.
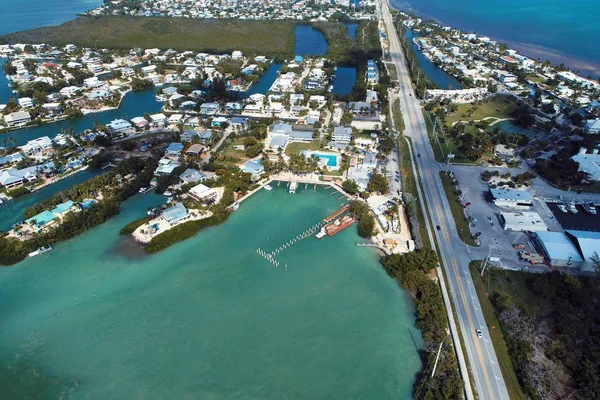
[0,186,423,399]
[391,0,600,77]
[0,0,102,35]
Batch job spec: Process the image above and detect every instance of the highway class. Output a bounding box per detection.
[379,1,510,399]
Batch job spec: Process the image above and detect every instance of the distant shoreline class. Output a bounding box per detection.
[389,0,600,78]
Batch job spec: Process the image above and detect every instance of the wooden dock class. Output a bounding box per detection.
[323,204,350,223]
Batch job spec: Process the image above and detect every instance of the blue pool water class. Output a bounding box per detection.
[308,151,339,167]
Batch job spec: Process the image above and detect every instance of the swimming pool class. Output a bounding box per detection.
[301,150,339,168]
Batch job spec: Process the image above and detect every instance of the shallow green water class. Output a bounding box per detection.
[0,184,422,399]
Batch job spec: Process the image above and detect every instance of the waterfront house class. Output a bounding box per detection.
[240,159,264,176]
[0,167,38,188]
[131,116,149,129]
[3,111,31,127]
[200,102,220,115]
[161,202,189,226]
[50,200,76,218]
[107,119,132,137]
[189,184,218,203]
[154,158,180,176]
[20,137,54,160]
[60,86,81,98]
[180,168,207,184]
[149,113,167,127]
[168,114,183,125]
[18,97,34,109]
[0,152,24,166]
[25,210,57,233]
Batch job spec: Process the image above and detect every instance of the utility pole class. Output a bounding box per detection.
[445,153,454,174]
[480,247,493,277]
[431,342,444,378]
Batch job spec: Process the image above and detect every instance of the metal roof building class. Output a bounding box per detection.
[500,211,548,232]
[490,188,533,208]
[565,230,600,272]
[536,231,583,268]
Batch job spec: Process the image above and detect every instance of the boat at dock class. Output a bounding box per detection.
[264,184,273,191]
[557,204,567,213]
[289,182,298,194]
[324,215,355,237]
[28,245,53,258]
[323,204,350,223]
[231,201,240,211]
[566,201,578,214]
[315,227,327,239]
[138,186,154,194]
[583,202,597,215]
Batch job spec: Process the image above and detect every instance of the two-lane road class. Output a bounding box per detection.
[380,1,510,399]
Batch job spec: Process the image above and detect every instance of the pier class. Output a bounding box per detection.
[323,204,350,223]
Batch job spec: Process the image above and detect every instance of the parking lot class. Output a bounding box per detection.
[449,165,560,270]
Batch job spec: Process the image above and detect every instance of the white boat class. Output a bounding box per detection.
[289,181,298,194]
[163,191,173,196]
[315,227,327,239]
[264,184,273,191]
[166,197,173,203]
[557,204,567,213]
[28,245,53,258]
[566,201,578,214]
[232,201,240,211]
[583,202,597,215]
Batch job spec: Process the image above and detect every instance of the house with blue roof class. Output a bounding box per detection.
[198,130,213,142]
[241,159,264,176]
[0,152,24,166]
[165,142,184,156]
[25,210,57,232]
[51,200,76,218]
[161,202,189,226]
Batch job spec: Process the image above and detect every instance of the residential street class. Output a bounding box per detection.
[380,1,510,399]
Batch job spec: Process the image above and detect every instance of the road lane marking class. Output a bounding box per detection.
[451,257,495,400]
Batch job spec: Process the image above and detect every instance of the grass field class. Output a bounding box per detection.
[284,140,322,156]
[445,95,520,126]
[0,17,296,56]
[439,172,477,246]
[398,136,429,247]
[469,262,529,400]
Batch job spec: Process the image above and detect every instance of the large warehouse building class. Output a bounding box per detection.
[490,188,534,208]
[565,230,600,272]
[535,231,583,268]
[500,211,548,232]
[536,230,600,271]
